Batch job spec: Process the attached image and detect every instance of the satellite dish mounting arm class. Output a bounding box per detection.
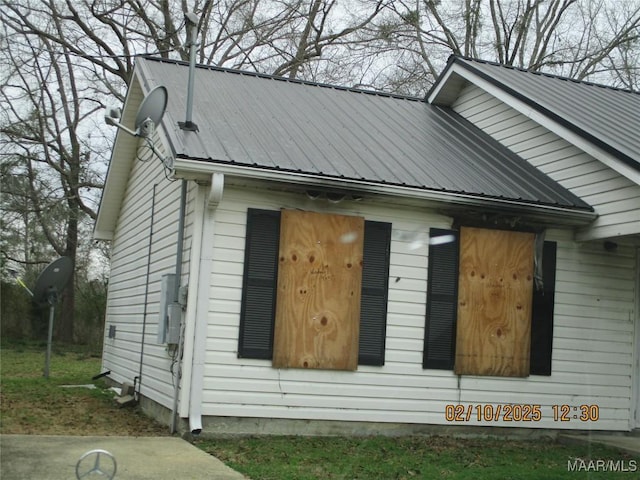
[104,110,138,137]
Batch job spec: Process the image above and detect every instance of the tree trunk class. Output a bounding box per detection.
[57,206,79,343]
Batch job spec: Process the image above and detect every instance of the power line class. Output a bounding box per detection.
[8,39,182,60]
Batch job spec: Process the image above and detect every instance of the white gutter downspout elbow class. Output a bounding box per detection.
[189,172,224,434]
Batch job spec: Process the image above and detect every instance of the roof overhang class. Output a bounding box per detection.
[429,58,640,187]
[174,157,597,227]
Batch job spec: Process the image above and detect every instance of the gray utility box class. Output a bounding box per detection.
[157,273,181,344]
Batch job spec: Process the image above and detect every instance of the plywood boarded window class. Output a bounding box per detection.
[273,210,364,370]
[455,227,534,377]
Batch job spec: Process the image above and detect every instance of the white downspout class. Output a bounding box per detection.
[176,186,203,422]
[188,172,224,434]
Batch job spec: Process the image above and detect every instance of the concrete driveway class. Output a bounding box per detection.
[0,435,246,480]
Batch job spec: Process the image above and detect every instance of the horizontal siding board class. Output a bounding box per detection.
[572,179,637,199]
[199,403,452,425]
[553,337,633,354]
[459,379,630,399]
[554,360,632,376]
[462,390,631,408]
[555,281,635,300]
[556,267,636,283]
[212,273,243,288]
[553,349,632,366]
[203,377,457,402]
[562,168,621,189]
[555,322,633,338]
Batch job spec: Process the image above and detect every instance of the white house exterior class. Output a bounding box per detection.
[95,57,640,436]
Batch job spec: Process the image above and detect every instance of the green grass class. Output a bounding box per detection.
[0,342,167,435]
[197,435,639,480]
[4,343,637,478]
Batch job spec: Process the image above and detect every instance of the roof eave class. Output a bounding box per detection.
[426,55,460,106]
[93,67,149,240]
[173,157,597,226]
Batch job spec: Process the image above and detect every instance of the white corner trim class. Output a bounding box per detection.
[177,184,205,418]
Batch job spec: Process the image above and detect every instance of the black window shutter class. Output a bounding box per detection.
[237,209,281,359]
[359,221,391,366]
[529,241,557,376]
[423,228,459,370]
[238,210,391,366]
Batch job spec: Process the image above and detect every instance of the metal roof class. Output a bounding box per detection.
[137,57,591,211]
[431,57,640,172]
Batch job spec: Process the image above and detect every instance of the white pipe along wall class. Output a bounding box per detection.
[189,173,224,433]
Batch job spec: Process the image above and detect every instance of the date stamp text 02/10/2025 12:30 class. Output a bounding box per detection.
[445,404,600,423]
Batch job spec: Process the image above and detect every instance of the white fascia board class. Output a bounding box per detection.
[173,158,597,225]
[436,65,640,186]
[93,229,114,241]
[427,68,459,105]
[576,220,640,242]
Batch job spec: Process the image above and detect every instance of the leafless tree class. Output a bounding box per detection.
[363,0,640,95]
[1,15,105,341]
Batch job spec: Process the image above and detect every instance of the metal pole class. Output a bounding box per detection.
[184,23,197,126]
[179,13,199,132]
[170,179,188,434]
[137,184,157,401]
[185,18,198,126]
[44,298,55,379]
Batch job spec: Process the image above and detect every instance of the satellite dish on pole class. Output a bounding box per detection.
[104,86,168,138]
[33,257,73,378]
[33,257,73,305]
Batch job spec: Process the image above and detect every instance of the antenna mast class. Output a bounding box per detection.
[179,12,200,132]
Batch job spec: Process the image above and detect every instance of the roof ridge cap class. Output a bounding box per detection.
[138,56,425,102]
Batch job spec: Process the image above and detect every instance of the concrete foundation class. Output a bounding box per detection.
[197,415,565,439]
[135,392,563,439]
[124,381,637,442]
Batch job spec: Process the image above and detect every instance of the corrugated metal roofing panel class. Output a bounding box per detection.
[450,57,640,170]
[139,57,590,210]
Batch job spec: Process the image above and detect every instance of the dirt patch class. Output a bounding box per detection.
[1,387,169,436]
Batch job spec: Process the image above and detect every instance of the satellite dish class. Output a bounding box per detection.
[105,85,168,138]
[33,256,73,305]
[134,86,168,136]
[32,256,73,379]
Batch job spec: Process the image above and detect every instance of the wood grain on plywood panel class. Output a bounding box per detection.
[455,227,534,377]
[273,210,364,370]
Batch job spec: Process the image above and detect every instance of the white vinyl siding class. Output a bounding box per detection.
[101,135,195,410]
[196,185,637,431]
[452,84,640,241]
